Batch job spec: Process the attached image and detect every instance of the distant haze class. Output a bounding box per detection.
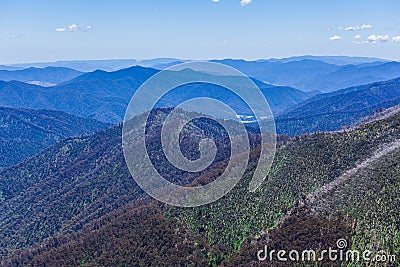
[1,1,400,64]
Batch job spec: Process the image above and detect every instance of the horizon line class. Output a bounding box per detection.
[2,54,399,66]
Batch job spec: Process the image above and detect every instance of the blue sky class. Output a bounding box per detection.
[1,0,400,64]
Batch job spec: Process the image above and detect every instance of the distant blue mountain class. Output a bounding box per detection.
[0,65,22,71]
[300,61,400,92]
[0,67,82,85]
[276,77,400,136]
[10,59,139,72]
[8,55,390,73]
[212,58,400,92]
[7,56,399,93]
[152,61,185,70]
[212,59,340,88]
[259,85,317,115]
[138,58,187,68]
[0,66,314,123]
[65,65,158,83]
[266,55,389,66]
[9,58,183,72]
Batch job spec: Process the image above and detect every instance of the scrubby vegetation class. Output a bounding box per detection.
[2,202,215,267]
[171,108,400,252]
[0,109,239,253]
[1,106,399,266]
[309,148,400,266]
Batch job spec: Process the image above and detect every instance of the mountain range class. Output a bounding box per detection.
[1,101,399,266]
[0,108,236,252]
[0,67,82,85]
[4,55,389,71]
[264,55,389,65]
[0,107,110,168]
[1,64,400,137]
[3,56,400,93]
[0,66,316,123]
[276,77,400,136]
[1,55,400,266]
[8,58,183,72]
[213,59,400,92]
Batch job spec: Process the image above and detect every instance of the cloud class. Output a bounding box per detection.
[392,36,400,43]
[212,0,220,2]
[342,26,358,31]
[55,24,92,32]
[68,24,79,32]
[83,25,93,31]
[55,27,67,32]
[329,35,342,41]
[10,34,24,39]
[366,34,389,43]
[240,0,252,6]
[339,24,373,31]
[360,24,373,30]
[354,34,390,44]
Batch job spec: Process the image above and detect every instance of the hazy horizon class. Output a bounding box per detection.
[1,0,400,64]
[2,54,398,66]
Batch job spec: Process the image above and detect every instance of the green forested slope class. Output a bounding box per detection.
[0,107,110,167]
[1,108,399,266]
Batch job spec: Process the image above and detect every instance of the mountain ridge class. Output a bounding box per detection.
[0,107,110,167]
[0,66,315,123]
[275,77,400,136]
[0,67,82,85]
[2,97,400,266]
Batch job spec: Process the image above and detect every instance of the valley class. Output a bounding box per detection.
[0,56,399,266]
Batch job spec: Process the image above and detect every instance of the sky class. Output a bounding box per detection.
[1,0,400,64]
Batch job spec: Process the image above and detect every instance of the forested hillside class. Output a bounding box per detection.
[2,105,399,266]
[276,77,400,136]
[229,143,400,266]
[0,108,240,254]
[0,107,109,167]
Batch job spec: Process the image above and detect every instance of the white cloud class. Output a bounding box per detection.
[344,26,358,31]
[68,24,79,32]
[360,24,373,30]
[55,27,67,32]
[240,0,252,6]
[212,0,220,2]
[329,35,342,41]
[55,24,92,32]
[392,36,400,43]
[10,34,23,39]
[354,34,392,44]
[366,34,389,43]
[340,24,373,31]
